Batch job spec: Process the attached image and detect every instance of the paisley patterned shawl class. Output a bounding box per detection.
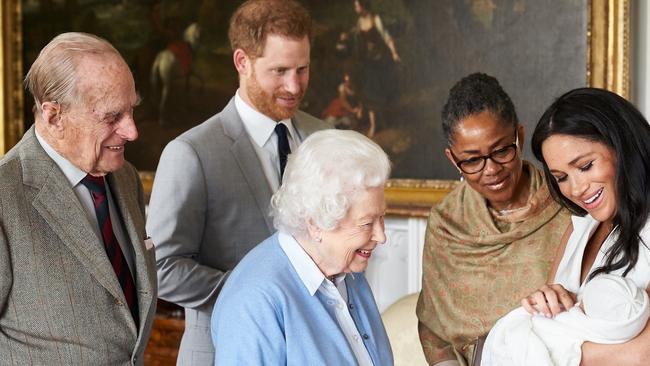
[416,162,571,365]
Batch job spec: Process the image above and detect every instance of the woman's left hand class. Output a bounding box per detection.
[521,283,577,318]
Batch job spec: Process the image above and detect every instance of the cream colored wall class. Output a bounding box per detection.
[366,216,428,312]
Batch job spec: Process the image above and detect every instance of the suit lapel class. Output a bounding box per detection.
[292,114,308,142]
[22,131,126,308]
[108,170,155,335]
[221,99,274,232]
[292,110,329,142]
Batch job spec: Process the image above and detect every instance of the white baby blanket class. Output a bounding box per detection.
[481,274,650,366]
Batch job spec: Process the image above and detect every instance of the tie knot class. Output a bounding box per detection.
[274,122,288,136]
[80,174,107,195]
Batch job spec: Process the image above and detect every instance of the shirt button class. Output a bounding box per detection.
[363,334,369,340]
[336,303,344,310]
[353,335,359,342]
[348,303,355,310]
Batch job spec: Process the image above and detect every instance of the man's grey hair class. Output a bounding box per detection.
[24,32,122,115]
[271,129,391,236]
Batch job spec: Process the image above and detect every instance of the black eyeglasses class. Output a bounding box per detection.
[450,133,519,174]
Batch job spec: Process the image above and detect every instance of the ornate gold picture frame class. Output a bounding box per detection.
[1,0,629,216]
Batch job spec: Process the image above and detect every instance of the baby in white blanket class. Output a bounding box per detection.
[481,274,650,366]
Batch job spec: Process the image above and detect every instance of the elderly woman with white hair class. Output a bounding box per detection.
[210,129,394,365]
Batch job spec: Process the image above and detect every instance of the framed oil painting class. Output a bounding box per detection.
[1,0,629,214]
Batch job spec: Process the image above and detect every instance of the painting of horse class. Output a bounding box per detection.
[18,0,611,180]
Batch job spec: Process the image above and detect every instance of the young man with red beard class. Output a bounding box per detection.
[146,1,330,365]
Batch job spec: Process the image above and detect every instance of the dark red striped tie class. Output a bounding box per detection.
[81,174,139,326]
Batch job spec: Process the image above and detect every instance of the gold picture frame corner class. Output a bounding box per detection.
[385,179,459,217]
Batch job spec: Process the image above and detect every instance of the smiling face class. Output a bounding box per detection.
[314,186,386,276]
[57,54,139,176]
[445,110,526,210]
[237,34,310,121]
[542,134,617,223]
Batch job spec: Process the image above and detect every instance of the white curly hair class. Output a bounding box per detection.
[271,129,391,236]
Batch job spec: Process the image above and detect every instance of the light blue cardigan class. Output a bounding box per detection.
[211,233,394,365]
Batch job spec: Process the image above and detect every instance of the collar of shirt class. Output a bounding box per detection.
[35,129,87,187]
[278,231,346,296]
[234,89,298,148]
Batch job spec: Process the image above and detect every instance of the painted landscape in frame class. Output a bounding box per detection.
[1,0,628,212]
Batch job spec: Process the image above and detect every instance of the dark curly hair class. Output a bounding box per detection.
[532,87,650,279]
[441,72,519,144]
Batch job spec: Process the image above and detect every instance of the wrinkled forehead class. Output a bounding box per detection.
[74,54,134,105]
[76,50,123,70]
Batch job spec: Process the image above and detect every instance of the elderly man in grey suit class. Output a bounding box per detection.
[0,32,157,365]
[146,0,330,364]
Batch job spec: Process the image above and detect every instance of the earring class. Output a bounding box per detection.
[316,237,322,243]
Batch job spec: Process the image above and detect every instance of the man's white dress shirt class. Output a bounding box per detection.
[235,90,300,191]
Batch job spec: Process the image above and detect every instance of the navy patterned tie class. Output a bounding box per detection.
[274,123,291,182]
[81,174,139,326]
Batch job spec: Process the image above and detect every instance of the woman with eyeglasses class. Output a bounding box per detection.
[416,73,571,366]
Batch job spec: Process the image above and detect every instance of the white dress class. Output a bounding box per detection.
[482,215,650,366]
[482,274,650,366]
[554,215,650,292]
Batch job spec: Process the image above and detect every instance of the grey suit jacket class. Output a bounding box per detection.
[0,127,157,365]
[146,98,330,365]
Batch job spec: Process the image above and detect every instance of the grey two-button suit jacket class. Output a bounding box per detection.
[0,127,157,365]
[146,98,330,365]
